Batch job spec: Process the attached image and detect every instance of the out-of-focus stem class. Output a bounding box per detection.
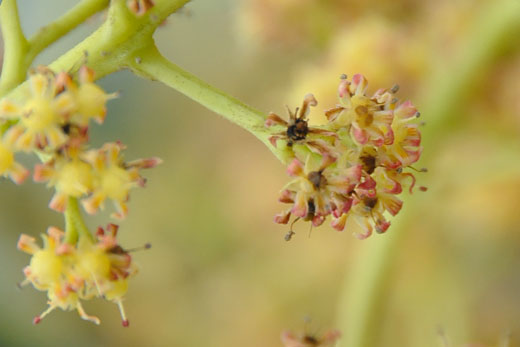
[337,1,520,346]
[26,0,110,65]
[128,45,292,163]
[0,0,28,96]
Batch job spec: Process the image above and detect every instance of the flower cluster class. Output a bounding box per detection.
[0,66,160,325]
[17,224,142,326]
[0,66,160,218]
[267,74,424,239]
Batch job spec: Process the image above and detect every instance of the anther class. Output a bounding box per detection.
[390,84,400,93]
[340,74,347,80]
[284,230,295,241]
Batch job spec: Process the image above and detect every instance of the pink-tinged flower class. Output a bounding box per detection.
[332,195,391,239]
[0,72,74,151]
[266,94,337,157]
[82,142,162,219]
[281,329,341,347]
[325,74,395,147]
[275,154,361,232]
[0,128,29,184]
[270,74,424,238]
[331,167,405,238]
[378,100,422,168]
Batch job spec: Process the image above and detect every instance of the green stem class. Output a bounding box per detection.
[26,0,110,66]
[128,45,292,163]
[64,197,93,244]
[337,1,520,346]
[0,0,28,96]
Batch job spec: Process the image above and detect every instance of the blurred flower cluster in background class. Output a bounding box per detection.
[1,0,519,346]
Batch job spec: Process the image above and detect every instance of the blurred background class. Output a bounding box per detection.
[1,0,520,346]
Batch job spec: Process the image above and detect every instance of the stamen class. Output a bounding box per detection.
[390,84,399,93]
[16,278,30,290]
[401,172,416,193]
[285,217,300,241]
[284,230,295,241]
[116,300,129,327]
[76,302,101,325]
[125,243,152,252]
[90,272,105,298]
[34,305,57,324]
[340,74,347,80]
[409,166,427,173]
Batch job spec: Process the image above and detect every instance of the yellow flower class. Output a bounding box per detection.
[59,66,118,126]
[34,153,94,212]
[0,72,74,151]
[82,142,162,219]
[0,128,29,184]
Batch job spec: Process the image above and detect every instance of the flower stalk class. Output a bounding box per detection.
[64,197,93,244]
[128,45,292,163]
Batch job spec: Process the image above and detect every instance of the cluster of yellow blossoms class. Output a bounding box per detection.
[0,66,159,325]
[17,224,142,326]
[0,67,160,217]
[267,74,424,239]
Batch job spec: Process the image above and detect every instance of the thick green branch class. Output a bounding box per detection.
[0,0,28,96]
[26,0,110,64]
[128,46,291,163]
